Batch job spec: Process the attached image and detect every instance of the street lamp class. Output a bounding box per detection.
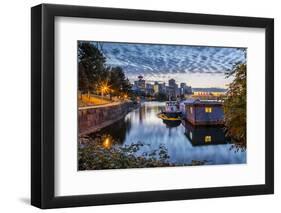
[100,83,110,98]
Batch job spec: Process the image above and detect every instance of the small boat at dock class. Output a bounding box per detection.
[157,112,181,121]
[157,101,182,127]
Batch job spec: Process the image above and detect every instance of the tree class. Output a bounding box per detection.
[78,63,89,94]
[109,66,131,97]
[78,42,107,94]
[224,63,246,148]
[78,42,132,101]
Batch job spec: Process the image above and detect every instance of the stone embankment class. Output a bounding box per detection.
[79,101,137,135]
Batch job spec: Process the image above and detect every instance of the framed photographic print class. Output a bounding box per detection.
[31,3,274,209]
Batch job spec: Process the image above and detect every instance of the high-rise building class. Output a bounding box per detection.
[180,82,186,88]
[158,83,166,94]
[145,83,154,96]
[167,79,178,98]
[153,82,159,94]
[168,79,176,88]
[133,75,146,94]
[180,82,192,95]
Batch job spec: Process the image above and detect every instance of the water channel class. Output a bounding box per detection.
[90,101,246,166]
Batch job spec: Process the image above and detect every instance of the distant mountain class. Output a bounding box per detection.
[192,87,227,92]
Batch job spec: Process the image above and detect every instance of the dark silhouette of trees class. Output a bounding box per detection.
[78,42,131,98]
[109,66,131,97]
[224,62,246,148]
[78,42,106,93]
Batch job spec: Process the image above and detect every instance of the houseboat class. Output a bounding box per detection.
[157,101,181,126]
[180,99,224,125]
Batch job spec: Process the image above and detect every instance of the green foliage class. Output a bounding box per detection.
[224,63,246,149]
[78,136,172,170]
[78,136,207,170]
[78,42,131,97]
[109,66,131,97]
[78,42,107,93]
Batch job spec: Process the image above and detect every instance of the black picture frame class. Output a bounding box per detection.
[31,3,274,209]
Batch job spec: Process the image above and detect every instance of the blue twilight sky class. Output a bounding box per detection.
[90,41,246,88]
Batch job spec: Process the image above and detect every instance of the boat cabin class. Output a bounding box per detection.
[165,101,180,113]
[181,99,224,125]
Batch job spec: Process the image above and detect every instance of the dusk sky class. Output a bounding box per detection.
[91,41,246,88]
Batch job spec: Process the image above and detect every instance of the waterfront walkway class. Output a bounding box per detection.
[79,101,123,110]
[79,94,112,107]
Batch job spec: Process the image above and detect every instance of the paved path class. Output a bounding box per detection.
[79,101,123,110]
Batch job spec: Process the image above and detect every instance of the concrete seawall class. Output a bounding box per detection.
[79,101,135,136]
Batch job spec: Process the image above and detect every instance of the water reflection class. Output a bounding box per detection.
[162,120,182,128]
[90,102,246,166]
[182,120,230,146]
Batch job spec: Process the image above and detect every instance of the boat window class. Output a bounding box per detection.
[205,136,212,143]
[205,107,212,113]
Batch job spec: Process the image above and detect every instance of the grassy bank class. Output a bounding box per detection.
[78,94,112,107]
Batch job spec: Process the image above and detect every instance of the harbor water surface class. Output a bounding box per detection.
[90,101,246,166]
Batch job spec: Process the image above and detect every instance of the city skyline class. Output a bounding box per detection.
[129,75,228,90]
[91,41,246,88]
[131,76,225,99]
[128,73,232,89]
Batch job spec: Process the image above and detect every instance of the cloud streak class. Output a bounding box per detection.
[89,41,246,87]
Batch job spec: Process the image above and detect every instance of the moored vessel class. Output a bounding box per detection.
[157,101,182,125]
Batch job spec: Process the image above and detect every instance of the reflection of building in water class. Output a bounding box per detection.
[182,120,229,146]
[138,104,147,124]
